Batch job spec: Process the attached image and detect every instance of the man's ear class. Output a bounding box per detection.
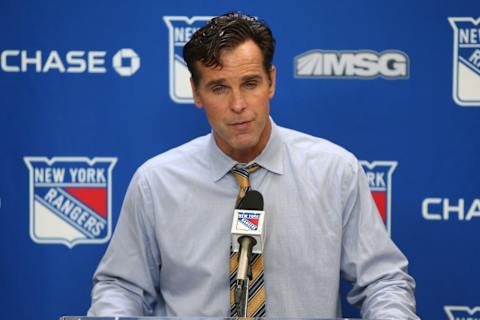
[190,77,203,109]
[268,66,277,99]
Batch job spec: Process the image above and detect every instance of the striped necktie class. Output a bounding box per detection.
[230,163,266,317]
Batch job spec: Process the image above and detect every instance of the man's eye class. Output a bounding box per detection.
[244,81,258,89]
[212,86,227,94]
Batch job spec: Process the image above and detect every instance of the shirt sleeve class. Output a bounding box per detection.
[340,161,419,320]
[88,169,161,316]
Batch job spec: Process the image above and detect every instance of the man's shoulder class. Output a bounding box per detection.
[137,133,211,177]
[278,125,357,164]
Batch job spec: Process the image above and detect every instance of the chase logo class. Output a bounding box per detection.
[0,49,140,76]
[360,160,398,234]
[112,48,140,77]
[448,17,480,106]
[163,16,213,103]
[294,50,409,79]
[445,305,480,320]
[24,157,117,248]
[237,211,260,231]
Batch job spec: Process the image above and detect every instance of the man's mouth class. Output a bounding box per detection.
[230,120,252,131]
[231,120,250,125]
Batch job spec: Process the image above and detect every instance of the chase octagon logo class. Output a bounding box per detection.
[24,156,117,248]
[112,48,140,77]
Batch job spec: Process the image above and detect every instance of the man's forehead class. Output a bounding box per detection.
[196,65,265,85]
[192,40,270,86]
[195,57,265,77]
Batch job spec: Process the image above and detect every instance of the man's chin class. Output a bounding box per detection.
[213,131,262,159]
[231,135,259,151]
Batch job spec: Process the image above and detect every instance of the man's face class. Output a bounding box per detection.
[191,40,276,163]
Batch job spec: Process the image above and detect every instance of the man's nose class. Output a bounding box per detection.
[230,90,247,113]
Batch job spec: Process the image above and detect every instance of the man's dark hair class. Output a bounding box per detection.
[183,12,276,86]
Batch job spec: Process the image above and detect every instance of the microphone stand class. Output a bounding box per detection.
[234,236,256,317]
[234,279,249,317]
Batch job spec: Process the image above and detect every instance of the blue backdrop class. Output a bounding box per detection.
[1,1,479,319]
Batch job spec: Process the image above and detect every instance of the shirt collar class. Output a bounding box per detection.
[208,117,284,182]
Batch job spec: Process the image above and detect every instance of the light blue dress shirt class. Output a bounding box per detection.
[88,120,418,319]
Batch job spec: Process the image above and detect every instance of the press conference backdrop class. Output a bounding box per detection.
[1,1,479,319]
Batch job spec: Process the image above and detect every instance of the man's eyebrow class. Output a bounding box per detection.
[242,74,262,82]
[204,74,263,88]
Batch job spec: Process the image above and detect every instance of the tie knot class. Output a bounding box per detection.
[231,163,260,203]
[232,162,260,178]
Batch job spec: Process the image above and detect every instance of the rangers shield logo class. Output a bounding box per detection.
[237,211,261,231]
[448,17,480,107]
[445,305,480,320]
[24,157,117,248]
[163,16,213,104]
[360,161,397,234]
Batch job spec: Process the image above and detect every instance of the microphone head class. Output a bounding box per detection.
[237,190,264,210]
[232,189,265,254]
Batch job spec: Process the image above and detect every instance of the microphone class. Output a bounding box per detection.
[231,190,265,255]
[231,190,265,317]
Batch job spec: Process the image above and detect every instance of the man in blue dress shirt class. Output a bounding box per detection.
[88,12,419,319]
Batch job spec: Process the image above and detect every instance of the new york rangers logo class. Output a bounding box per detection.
[448,17,480,107]
[24,157,117,248]
[163,16,213,104]
[360,161,397,234]
[237,211,260,231]
[445,305,480,320]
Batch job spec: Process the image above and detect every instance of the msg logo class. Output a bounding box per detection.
[295,50,409,79]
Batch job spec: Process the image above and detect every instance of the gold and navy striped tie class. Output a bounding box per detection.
[230,163,266,317]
